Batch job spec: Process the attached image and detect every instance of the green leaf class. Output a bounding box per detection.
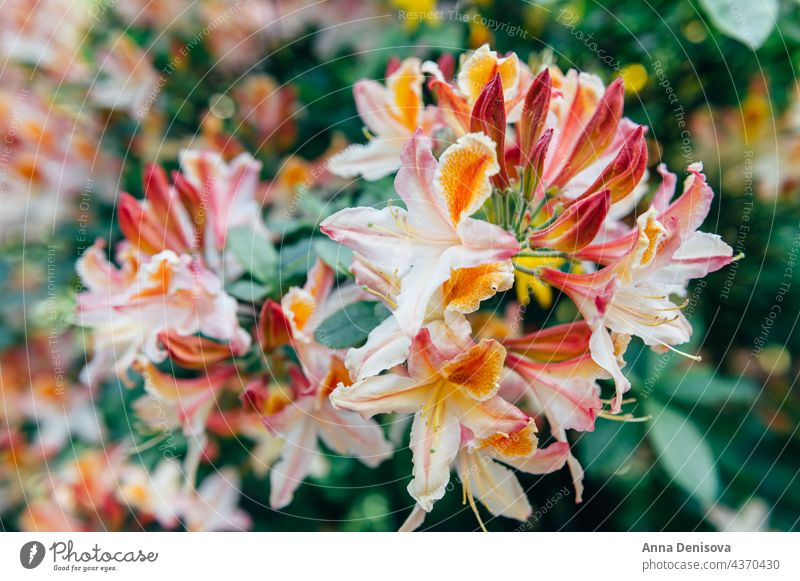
[279,237,317,287]
[661,367,760,406]
[226,280,270,303]
[644,400,720,505]
[578,419,645,480]
[315,301,391,350]
[314,239,353,276]
[699,0,777,49]
[226,227,278,284]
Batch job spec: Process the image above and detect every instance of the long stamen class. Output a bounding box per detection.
[652,299,690,311]
[614,303,681,326]
[460,454,488,533]
[634,328,703,361]
[361,285,398,309]
[598,410,652,423]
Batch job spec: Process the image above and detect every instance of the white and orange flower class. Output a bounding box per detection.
[345,252,511,382]
[258,260,393,509]
[328,58,436,180]
[541,164,734,409]
[117,149,264,275]
[322,130,519,343]
[91,35,159,119]
[75,243,251,385]
[331,330,528,511]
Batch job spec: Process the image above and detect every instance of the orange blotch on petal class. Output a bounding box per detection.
[320,355,352,399]
[442,339,506,401]
[436,132,499,225]
[283,289,316,336]
[443,261,514,314]
[131,256,174,300]
[636,211,667,267]
[458,45,520,104]
[479,422,538,458]
[387,58,423,132]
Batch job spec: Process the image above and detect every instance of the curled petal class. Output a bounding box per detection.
[316,406,393,468]
[442,261,514,314]
[449,392,528,439]
[462,451,531,521]
[519,68,552,163]
[269,417,319,510]
[505,354,604,432]
[552,77,625,188]
[579,125,648,204]
[504,441,571,475]
[429,78,471,133]
[330,373,426,418]
[502,321,592,363]
[528,189,611,253]
[257,299,293,352]
[158,330,238,369]
[470,73,509,187]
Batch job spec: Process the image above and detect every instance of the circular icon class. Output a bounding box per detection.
[20,541,46,569]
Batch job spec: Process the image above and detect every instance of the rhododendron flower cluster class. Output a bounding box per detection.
[321,45,733,527]
[63,43,733,531]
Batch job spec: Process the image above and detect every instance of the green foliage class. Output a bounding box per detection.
[226,227,280,289]
[315,301,391,350]
[644,399,721,505]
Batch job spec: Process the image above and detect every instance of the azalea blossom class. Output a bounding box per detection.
[0,72,117,238]
[21,448,129,531]
[118,149,264,275]
[424,43,531,137]
[0,0,92,80]
[345,251,512,381]
[328,57,434,180]
[501,321,610,499]
[118,460,184,529]
[457,427,570,524]
[91,34,159,119]
[261,362,393,509]
[331,329,528,511]
[76,243,251,384]
[541,164,734,409]
[179,469,252,532]
[322,130,519,344]
[234,74,299,152]
[257,260,392,509]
